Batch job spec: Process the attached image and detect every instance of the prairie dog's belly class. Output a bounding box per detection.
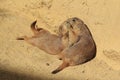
[34,36,64,54]
[69,33,78,44]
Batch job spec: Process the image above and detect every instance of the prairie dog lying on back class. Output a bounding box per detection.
[17,17,96,74]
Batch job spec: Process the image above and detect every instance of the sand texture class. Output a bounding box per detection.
[0,0,120,80]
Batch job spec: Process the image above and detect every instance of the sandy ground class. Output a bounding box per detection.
[0,0,120,80]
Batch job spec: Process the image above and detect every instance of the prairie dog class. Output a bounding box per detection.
[17,17,96,74]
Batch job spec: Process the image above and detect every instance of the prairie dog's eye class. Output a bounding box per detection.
[72,19,76,22]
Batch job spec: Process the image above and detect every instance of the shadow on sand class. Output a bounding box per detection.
[0,69,44,80]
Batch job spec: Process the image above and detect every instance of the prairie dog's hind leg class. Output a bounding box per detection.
[52,61,69,74]
[16,36,28,40]
[16,36,37,46]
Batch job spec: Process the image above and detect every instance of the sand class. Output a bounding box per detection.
[0,0,120,80]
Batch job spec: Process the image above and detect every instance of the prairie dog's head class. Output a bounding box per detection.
[59,17,85,38]
[59,17,91,38]
[58,17,93,47]
[58,17,85,47]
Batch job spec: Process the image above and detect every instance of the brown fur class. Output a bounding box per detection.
[17,17,96,74]
[17,21,64,55]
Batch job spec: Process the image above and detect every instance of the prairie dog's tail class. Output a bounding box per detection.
[31,20,42,34]
[52,61,69,74]
[16,37,24,40]
[16,36,28,40]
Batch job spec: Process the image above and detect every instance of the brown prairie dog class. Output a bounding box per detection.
[17,17,96,74]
